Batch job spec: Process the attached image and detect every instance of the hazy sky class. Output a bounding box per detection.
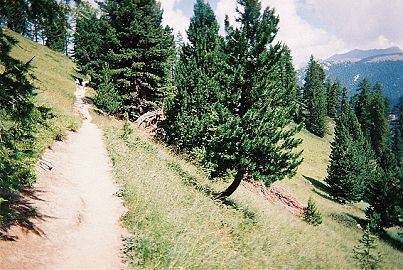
[159,0,403,67]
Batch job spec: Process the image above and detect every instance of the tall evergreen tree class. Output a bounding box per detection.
[0,27,37,196]
[303,56,327,137]
[393,97,403,163]
[325,105,373,203]
[163,0,227,153]
[364,156,402,229]
[354,78,372,140]
[369,81,389,161]
[73,2,110,84]
[100,0,175,116]
[278,45,302,123]
[326,79,341,118]
[42,1,69,53]
[208,0,302,198]
[0,0,29,35]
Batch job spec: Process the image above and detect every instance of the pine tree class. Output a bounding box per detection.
[353,226,382,269]
[303,56,327,137]
[393,97,403,163]
[209,0,302,198]
[0,27,37,195]
[325,105,371,203]
[163,0,227,154]
[100,0,175,116]
[278,45,302,123]
[364,153,402,229]
[73,2,109,84]
[369,82,389,161]
[303,197,322,225]
[327,79,341,118]
[94,63,122,115]
[355,78,372,140]
[0,0,29,35]
[42,1,69,53]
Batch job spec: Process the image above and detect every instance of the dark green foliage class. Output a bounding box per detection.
[73,2,110,84]
[163,0,226,155]
[353,226,382,269]
[94,64,122,115]
[354,78,372,140]
[42,1,69,53]
[100,0,175,116]
[0,0,29,34]
[303,197,322,225]
[164,0,302,198]
[369,82,389,160]
[393,97,403,163]
[326,79,341,118]
[303,56,327,137]
[325,106,372,203]
[0,28,38,202]
[364,154,402,229]
[279,46,303,123]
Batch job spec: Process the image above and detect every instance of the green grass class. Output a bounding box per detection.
[5,28,82,154]
[92,113,402,269]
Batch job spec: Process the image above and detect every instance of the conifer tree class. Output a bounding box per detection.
[369,82,389,161]
[100,0,175,116]
[303,56,327,137]
[163,0,227,153]
[355,78,372,140]
[42,1,69,53]
[325,105,371,203]
[303,197,322,225]
[94,63,121,115]
[73,2,109,84]
[353,226,382,269]
[278,45,302,123]
[327,79,341,118]
[0,0,29,35]
[364,152,402,229]
[0,27,37,196]
[208,0,302,198]
[393,97,403,163]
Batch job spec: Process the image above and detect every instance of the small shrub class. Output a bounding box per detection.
[94,64,122,114]
[303,197,322,225]
[121,112,133,139]
[353,226,382,269]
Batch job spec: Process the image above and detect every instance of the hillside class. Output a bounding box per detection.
[5,27,82,149]
[297,47,403,106]
[91,107,403,268]
[1,29,402,269]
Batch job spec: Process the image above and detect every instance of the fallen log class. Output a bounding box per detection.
[134,109,164,128]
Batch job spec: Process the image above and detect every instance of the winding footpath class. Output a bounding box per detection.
[0,85,127,270]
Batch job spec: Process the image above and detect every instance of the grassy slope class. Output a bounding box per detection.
[92,111,402,269]
[5,28,81,154]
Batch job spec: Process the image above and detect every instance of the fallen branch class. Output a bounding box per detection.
[134,109,164,127]
[39,159,53,171]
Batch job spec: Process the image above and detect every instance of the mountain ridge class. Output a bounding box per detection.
[297,47,403,106]
[327,46,402,63]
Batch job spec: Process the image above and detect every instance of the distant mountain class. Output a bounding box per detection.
[327,47,402,63]
[297,47,403,107]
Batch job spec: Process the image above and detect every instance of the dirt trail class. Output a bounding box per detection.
[0,85,127,270]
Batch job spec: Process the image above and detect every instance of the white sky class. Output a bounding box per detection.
[159,0,403,67]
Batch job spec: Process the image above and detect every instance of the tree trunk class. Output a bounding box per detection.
[215,170,246,200]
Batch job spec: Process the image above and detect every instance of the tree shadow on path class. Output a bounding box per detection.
[0,188,53,241]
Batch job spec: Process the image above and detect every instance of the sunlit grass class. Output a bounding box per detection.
[92,113,402,269]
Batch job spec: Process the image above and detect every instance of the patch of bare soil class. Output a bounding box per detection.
[242,180,306,216]
[0,85,127,270]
